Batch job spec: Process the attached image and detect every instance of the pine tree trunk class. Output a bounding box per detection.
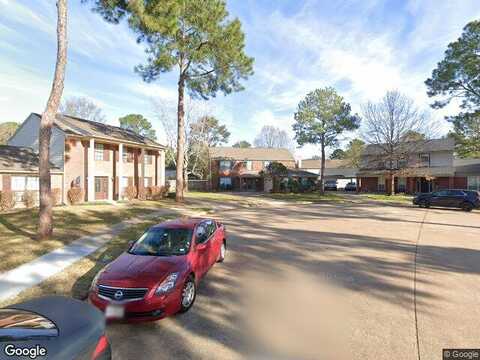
[175,74,185,202]
[319,137,326,195]
[38,0,67,239]
[184,167,188,192]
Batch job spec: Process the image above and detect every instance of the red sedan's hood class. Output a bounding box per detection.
[99,252,186,288]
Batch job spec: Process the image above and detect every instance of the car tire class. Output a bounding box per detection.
[462,202,473,212]
[217,241,226,263]
[419,200,429,208]
[178,276,196,313]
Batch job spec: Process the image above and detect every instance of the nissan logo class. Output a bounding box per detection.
[114,290,123,300]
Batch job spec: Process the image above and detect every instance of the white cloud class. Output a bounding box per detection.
[0,1,55,35]
[129,83,177,102]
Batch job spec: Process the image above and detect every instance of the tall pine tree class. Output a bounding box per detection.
[87,0,254,201]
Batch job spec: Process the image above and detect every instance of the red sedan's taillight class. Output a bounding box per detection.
[91,334,109,360]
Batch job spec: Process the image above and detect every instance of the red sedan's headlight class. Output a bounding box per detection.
[155,272,179,296]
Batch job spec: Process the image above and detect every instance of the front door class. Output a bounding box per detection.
[95,176,108,200]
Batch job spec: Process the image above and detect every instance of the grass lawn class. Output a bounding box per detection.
[0,200,179,274]
[261,192,345,203]
[0,217,165,307]
[360,194,413,203]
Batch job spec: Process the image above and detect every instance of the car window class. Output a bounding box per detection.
[205,220,216,238]
[435,190,449,196]
[448,190,464,196]
[196,221,216,244]
[195,224,209,244]
[129,228,192,256]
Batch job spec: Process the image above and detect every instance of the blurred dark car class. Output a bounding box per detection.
[344,182,357,192]
[0,296,110,360]
[413,189,480,212]
[324,180,337,191]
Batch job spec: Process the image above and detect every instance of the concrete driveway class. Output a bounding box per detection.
[106,199,480,360]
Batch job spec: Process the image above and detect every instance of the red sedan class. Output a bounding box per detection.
[89,218,226,322]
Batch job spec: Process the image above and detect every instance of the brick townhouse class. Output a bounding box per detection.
[5,113,166,205]
[357,138,480,194]
[208,147,297,191]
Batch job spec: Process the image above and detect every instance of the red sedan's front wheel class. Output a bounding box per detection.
[179,276,196,313]
[217,242,226,263]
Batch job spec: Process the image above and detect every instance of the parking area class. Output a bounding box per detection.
[106,199,480,360]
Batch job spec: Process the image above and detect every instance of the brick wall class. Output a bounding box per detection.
[64,138,86,203]
[454,176,467,189]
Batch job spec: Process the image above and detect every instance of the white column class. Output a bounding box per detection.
[107,175,113,201]
[159,150,165,186]
[88,138,95,201]
[140,148,146,188]
[118,143,123,199]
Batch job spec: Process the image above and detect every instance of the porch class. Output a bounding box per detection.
[358,175,467,194]
[73,138,165,202]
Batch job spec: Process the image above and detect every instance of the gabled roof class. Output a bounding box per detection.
[0,145,61,173]
[287,169,319,178]
[300,159,351,169]
[31,113,164,149]
[363,138,454,156]
[209,147,295,161]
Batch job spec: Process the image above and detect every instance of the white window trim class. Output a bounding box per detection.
[467,176,480,191]
[95,144,104,161]
[143,177,151,187]
[219,160,232,171]
[143,154,151,165]
[11,176,26,191]
[26,177,39,190]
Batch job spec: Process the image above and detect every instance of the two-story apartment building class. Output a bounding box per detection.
[357,138,467,194]
[209,147,296,191]
[6,113,166,205]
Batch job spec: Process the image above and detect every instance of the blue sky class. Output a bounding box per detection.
[1,0,479,158]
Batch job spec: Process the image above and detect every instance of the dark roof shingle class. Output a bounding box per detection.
[0,145,61,172]
[32,113,164,149]
[363,138,454,156]
[300,159,350,169]
[209,147,295,161]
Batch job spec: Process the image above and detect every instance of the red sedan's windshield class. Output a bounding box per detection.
[129,228,193,256]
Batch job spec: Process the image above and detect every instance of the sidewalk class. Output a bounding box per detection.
[0,209,179,303]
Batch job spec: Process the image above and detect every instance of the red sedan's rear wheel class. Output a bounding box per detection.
[179,276,196,313]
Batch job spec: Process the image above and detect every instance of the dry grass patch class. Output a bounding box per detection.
[0,218,167,307]
[0,200,173,273]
